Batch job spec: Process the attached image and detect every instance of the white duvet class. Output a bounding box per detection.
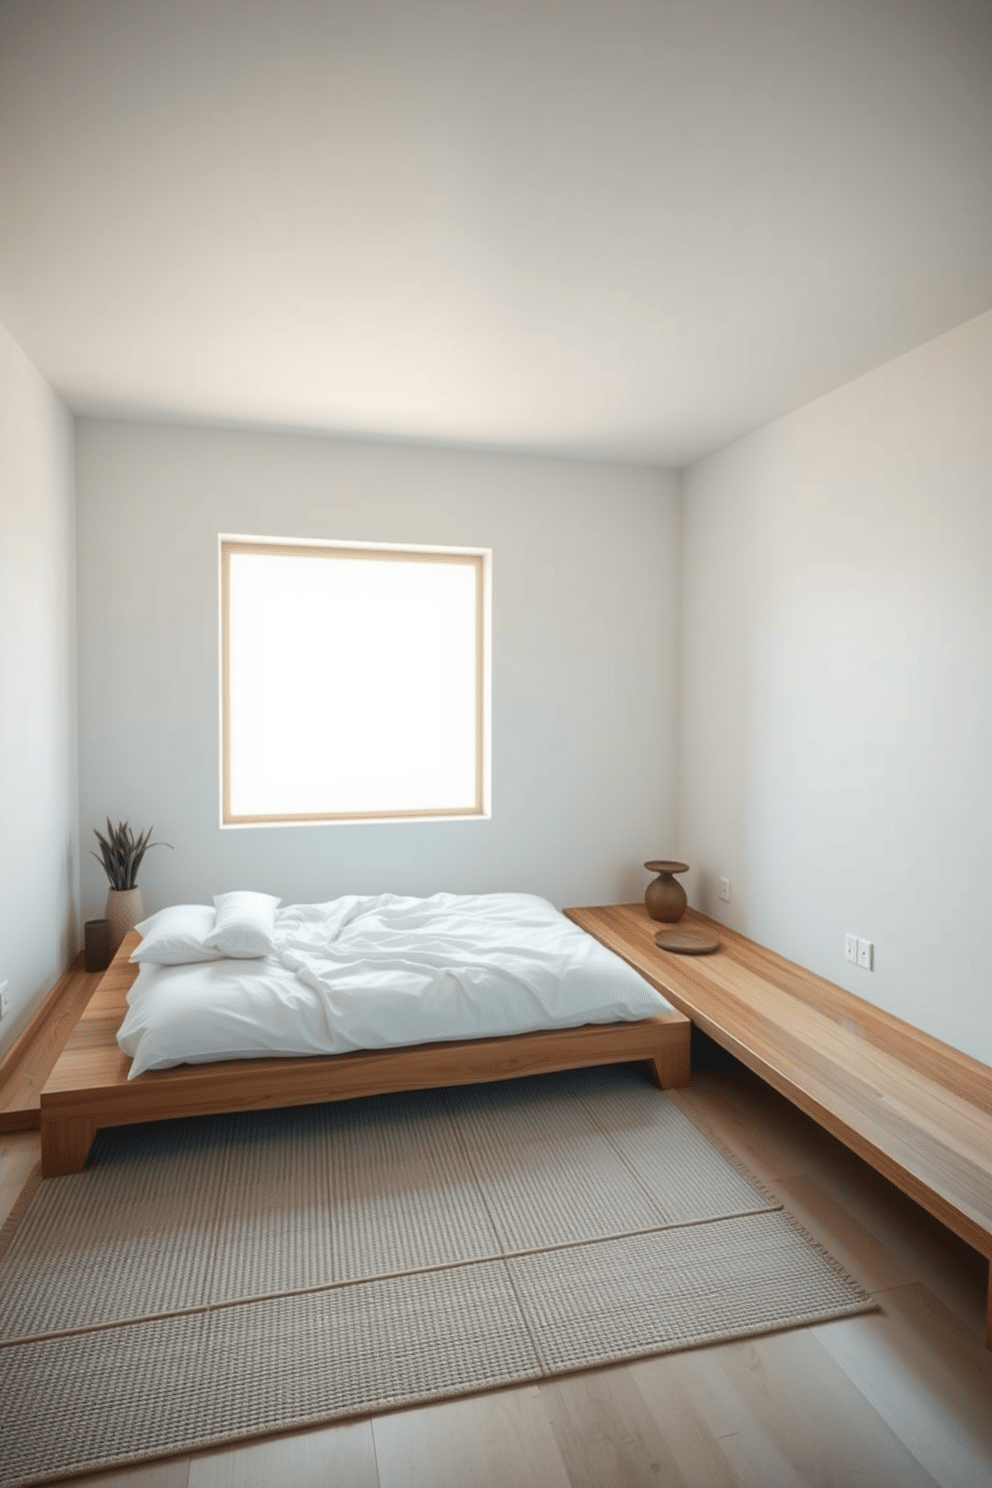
[117,892,673,1078]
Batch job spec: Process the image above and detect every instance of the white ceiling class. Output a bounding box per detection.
[1,0,990,466]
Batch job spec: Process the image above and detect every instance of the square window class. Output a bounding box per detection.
[220,538,490,824]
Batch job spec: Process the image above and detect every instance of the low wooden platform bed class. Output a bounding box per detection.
[39,928,692,1177]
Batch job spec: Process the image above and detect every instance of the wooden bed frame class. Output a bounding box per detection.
[39,930,692,1176]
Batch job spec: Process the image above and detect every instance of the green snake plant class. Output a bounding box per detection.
[91,820,171,890]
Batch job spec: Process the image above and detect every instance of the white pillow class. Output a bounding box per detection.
[204,891,281,959]
[131,905,225,966]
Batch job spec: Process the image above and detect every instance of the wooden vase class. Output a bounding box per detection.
[106,887,144,953]
[644,860,689,923]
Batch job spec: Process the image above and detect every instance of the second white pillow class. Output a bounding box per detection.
[204,891,281,958]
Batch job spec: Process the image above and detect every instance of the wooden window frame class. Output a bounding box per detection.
[220,536,490,826]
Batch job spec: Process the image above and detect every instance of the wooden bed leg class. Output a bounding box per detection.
[649,1036,691,1091]
[41,1117,96,1177]
[987,1261,992,1353]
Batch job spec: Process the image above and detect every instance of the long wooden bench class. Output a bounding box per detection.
[566,902,992,1350]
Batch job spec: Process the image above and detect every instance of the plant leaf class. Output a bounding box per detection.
[93,820,171,889]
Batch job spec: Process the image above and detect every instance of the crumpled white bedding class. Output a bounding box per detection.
[117,892,672,1078]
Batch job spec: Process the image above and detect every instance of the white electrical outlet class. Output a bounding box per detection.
[844,933,858,964]
[718,876,731,903]
[857,938,874,971]
[0,980,8,1019]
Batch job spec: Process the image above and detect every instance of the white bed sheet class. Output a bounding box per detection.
[117,892,673,1078]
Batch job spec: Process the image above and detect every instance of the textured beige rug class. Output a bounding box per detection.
[0,1066,874,1486]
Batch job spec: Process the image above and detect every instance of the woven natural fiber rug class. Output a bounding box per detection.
[0,1066,874,1486]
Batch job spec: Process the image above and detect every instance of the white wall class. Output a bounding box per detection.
[680,308,992,1065]
[76,420,681,919]
[0,319,78,1057]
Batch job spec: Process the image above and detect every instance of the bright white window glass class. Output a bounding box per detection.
[221,541,487,823]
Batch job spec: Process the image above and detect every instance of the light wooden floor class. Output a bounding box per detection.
[2,1042,991,1488]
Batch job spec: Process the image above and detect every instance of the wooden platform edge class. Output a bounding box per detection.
[567,905,992,1108]
[0,951,100,1132]
[567,902,992,1352]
